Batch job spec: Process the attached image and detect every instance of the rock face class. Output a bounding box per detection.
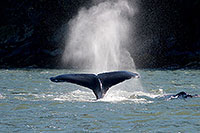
[0,0,88,68]
[132,0,200,69]
[0,0,200,69]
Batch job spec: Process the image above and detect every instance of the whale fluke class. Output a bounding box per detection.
[50,71,139,99]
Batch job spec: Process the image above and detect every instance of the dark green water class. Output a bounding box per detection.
[0,69,200,132]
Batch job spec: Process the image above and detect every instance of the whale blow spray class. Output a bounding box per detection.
[62,0,137,72]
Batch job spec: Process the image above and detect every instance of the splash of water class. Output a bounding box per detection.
[62,0,137,72]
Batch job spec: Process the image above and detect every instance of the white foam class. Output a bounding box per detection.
[52,89,155,104]
[0,94,5,99]
[53,90,95,102]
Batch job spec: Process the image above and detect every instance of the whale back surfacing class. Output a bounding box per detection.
[50,71,139,99]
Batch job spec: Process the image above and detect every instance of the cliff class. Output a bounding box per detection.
[0,0,200,69]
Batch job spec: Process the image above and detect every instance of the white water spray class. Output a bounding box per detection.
[62,0,137,72]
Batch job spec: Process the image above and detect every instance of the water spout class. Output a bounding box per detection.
[62,0,137,72]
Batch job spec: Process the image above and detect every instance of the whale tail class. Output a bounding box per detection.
[50,71,139,99]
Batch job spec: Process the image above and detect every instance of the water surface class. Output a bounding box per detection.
[0,69,200,132]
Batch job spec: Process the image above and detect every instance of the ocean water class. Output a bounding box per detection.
[0,69,200,132]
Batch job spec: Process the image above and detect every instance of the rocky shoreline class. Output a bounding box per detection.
[0,0,200,69]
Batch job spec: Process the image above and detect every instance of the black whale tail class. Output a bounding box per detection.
[50,71,139,99]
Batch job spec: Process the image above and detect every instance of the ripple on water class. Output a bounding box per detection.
[0,103,9,106]
[0,69,200,132]
[12,104,30,110]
